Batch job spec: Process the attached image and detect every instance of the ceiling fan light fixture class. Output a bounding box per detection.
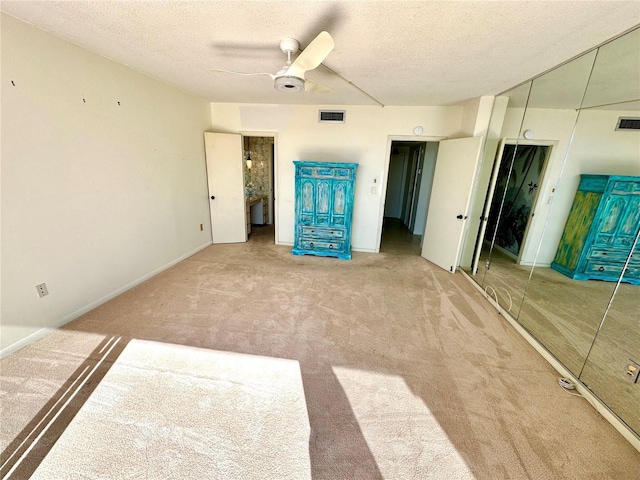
[211,31,333,95]
[274,75,305,92]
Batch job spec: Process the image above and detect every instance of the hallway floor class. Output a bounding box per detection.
[379,217,422,255]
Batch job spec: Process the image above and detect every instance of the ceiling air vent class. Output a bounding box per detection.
[319,110,346,123]
[616,117,640,131]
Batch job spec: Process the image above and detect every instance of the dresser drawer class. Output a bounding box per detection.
[621,264,640,279]
[589,247,640,265]
[584,261,640,278]
[299,166,336,179]
[298,166,354,180]
[587,247,631,263]
[298,237,345,253]
[300,226,345,239]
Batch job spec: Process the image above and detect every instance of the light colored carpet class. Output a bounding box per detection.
[1,224,639,479]
[27,339,310,480]
[468,246,640,433]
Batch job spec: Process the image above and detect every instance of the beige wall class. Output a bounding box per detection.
[210,103,464,252]
[536,108,640,264]
[1,14,213,354]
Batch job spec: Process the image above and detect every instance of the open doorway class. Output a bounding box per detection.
[243,135,276,244]
[380,141,439,254]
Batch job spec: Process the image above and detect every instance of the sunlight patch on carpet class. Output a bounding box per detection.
[29,340,311,480]
[333,366,475,480]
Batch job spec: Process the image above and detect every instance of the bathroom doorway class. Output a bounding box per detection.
[242,135,276,243]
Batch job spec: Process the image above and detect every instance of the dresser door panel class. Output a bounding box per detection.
[331,181,347,226]
[317,181,331,214]
[617,196,640,240]
[595,195,630,246]
[300,180,316,224]
[554,191,601,268]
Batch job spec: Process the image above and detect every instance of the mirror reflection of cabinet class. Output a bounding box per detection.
[460,26,640,438]
[551,175,640,284]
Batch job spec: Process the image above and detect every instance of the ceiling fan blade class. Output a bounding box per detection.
[286,31,334,79]
[304,79,333,93]
[210,68,275,79]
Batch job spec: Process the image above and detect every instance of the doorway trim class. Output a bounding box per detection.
[513,141,554,264]
[240,131,279,244]
[376,134,446,253]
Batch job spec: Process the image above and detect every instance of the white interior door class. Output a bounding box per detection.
[421,137,483,273]
[204,132,247,244]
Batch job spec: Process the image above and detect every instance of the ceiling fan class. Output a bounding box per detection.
[210,31,335,93]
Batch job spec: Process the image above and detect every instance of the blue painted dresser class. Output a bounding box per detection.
[551,174,640,285]
[292,161,357,260]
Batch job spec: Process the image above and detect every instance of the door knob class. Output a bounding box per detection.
[456,214,467,220]
[210,196,215,200]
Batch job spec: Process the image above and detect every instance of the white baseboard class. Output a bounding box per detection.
[517,261,551,267]
[352,247,377,253]
[0,241,213,359]
[0,326,60,359]
[459,268,640,453]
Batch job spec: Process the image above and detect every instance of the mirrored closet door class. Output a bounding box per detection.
[462,26,640,435]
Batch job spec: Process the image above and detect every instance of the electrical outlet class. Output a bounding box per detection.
[625,360,640,383]
[200,223,203,231]
[35,283,48,298]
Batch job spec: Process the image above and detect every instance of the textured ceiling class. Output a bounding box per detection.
[2,1,639,106]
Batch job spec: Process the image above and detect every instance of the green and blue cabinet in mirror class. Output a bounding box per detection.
[551,174,640,284]
[292,161,357,260]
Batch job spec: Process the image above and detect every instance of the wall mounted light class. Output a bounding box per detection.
[245,136,252,169]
